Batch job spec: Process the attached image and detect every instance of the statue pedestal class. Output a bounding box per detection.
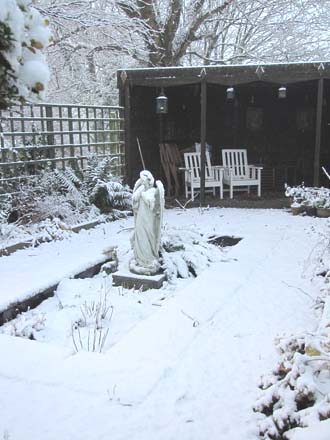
[112,269,166,291]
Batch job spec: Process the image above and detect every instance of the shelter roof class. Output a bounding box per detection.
[117,61,330,88]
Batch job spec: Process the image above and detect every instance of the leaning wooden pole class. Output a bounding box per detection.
[120,71,132,185]
[313,78,324,186]
[200,69,207,207]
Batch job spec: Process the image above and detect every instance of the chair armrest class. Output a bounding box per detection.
[211,165,224,180]
[247,165,262,179]
[222,166,233,178]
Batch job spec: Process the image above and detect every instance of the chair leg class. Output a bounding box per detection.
[191,186,194,201]
[185,183,188,199]
[220,184,223,199]
[230,183,233,199]
[258,183,261,197]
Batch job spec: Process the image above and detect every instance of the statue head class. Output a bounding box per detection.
[140,170,154,188]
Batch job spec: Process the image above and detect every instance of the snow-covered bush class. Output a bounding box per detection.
[254,227,330,439]
[160,226,221,280]
[0,156,132,245]
[285,184,306,201]
[254,328,330,439]
[1,156,131,225]
[0,0,52,109]
[85,155,132,214]
[1,310,46,340]
[285,184,330,209]
[2,170,90,226]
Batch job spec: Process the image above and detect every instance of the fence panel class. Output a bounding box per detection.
[0,103,125,193]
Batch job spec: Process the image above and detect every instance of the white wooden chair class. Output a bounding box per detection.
[221,149,262,199]
[183,152,223,201]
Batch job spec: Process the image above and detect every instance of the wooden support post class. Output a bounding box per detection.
[124,79,132,184]
[159,113,164,145]
[313,78,324,186]
[200,70,207,207]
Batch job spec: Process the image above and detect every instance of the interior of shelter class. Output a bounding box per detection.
[127,79,330,193]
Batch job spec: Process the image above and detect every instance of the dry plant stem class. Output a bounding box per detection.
[78,326,83,349]
[99,328,110,353]
[71,281,113,352]
[281,281,314,301]
[322,166,330,181]
[175,198,192,210]
[71,323,79,352]
[54,292,64,309]
[181,309,200,327]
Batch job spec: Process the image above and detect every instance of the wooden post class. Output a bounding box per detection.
[159,113,164,145]
[45,105,55,166]
[124,79,131,184]
[200,69,207,207]
[68,106,75,159]
[313,78,324,186]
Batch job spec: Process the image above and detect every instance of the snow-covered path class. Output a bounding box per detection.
[0,208,327,440]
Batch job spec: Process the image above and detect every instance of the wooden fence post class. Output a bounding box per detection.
[68,106,75,159]
[45,105,55,167]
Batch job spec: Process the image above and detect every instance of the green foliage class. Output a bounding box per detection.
[0,0,52,110]
[84,154,132,213]
[0,155,132,227]
[0,22,17,109]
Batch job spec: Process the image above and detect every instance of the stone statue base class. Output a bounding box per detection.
[129,258,160,276]
[112,270,166,291]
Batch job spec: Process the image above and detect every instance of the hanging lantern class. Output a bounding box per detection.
[156,88,168,114]
[227,87,235,100]
[278,86,287,99]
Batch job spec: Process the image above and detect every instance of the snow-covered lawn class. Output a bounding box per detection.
[0,207,329,440]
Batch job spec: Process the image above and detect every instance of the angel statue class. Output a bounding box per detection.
[129,170,165,276]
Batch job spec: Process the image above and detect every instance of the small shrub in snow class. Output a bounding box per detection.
[285,184,330,209]
[71,282,113,353]
[160,226,221,280]
[1,311,46,340]
[86,155,132,214]
[254,329,330,439]
[255,236,330,440]
[255,228,330,439]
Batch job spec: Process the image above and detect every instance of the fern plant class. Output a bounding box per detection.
[83,154,132,213]
[160,226,221,280]
[0,155,132,235]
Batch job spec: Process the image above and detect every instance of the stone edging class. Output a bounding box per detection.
[0,256,111,326]
[0,219,102,258]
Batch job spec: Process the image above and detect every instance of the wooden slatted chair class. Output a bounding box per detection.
[221,149,262,198]
[159,143,182,197]
[183,152,223,201]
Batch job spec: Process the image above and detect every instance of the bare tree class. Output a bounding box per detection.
[34,0,147,103]
[184,0,330,65]
[34,0,330,104]
[116,0,234,66]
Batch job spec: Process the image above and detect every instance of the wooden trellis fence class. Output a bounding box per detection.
[0,103,125,193]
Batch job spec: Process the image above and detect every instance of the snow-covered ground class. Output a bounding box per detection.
[0,207,329,440]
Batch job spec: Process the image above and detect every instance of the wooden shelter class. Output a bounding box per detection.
[117,62,330,201]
